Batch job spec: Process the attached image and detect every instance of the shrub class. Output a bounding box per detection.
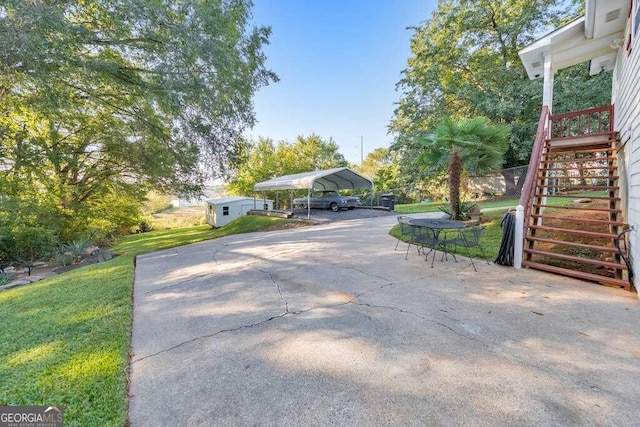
[138,221,153,233]
[62,240,93,256]
[0,227,16,262]
[53,253,76,267]
[13,227,59,263]
[439,201,479,220]
[0,272,13,286]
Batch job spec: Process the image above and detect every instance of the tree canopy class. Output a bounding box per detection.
[226,134,348,200]
[389,0,609,197]
[0,0,276,241]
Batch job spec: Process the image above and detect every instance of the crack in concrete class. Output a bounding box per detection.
[132,312,288,363]
[132,300,357,363]
[143,272,215,295]
[134,247,490,362]
[256,267,290,314]
[350,301,489,348]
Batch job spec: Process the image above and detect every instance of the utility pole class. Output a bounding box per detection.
[360,135,363,165]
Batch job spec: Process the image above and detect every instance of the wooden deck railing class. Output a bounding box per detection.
[519,106,550,223]
[548,105,614,140]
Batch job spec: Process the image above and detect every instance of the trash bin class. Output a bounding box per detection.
[381,194,395,211]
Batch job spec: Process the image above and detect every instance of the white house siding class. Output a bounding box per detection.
[612,15,640,297]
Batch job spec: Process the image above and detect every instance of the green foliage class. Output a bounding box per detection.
[0,273,12,287]
[61,241,93,259]
[0,227,16,262]
[13,227,59,263]
[390,0,602,197]
[138,221,153,233]
[417,117,510,219]
[438,201,479,220]
[227,134,348,204]
[0,0,276,245]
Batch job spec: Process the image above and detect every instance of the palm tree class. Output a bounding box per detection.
[417,117,510,220]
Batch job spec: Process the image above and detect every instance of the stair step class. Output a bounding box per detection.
[537,176,619,182]
[529,214,626,226]
[541,157,615,164]
[538,184,617,191]
[539,194,620,201]
[545,146,614,155]
[531,204,621,213]
[528,225,619,239]
[522,261,631,290]
[525,236,622,253]
[523,248,626,270]
[546,141,615,151]
[543,166,617,171]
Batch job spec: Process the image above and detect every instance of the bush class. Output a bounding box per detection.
[0,227,16,262]
[138,221,153,233]
[438,201,479,220]
[62,240,93,256]
[53,253,76,267]
[13,227,59,263]
[0,272,13,286]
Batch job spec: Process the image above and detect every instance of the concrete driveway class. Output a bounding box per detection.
[129,214,640,426]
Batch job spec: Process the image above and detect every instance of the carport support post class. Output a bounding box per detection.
[307,188,311,219]
[514,204,524,269]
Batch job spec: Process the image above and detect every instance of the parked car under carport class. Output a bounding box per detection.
[253,167,374,219]
[293,190,361,212]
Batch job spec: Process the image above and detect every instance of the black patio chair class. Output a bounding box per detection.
[394,215,414,251]
[410,226,441,266]
[446,226,491,271]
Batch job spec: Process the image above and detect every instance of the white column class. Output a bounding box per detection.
[542,53,554,114]
[514,205,524,269]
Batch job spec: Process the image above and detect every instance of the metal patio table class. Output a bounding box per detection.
[408,219,466,267]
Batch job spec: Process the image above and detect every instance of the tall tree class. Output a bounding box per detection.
[390,0,582,197]
[417,117,510,219]
[0,0,277,240]
[226,134,348,200]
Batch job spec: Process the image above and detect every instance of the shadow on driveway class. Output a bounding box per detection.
[129,215,640,426]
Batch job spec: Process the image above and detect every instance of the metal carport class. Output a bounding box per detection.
[253,167,373,219]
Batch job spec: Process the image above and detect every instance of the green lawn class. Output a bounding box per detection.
[389,209,509,261]
[394,198,519,214]
[394,191,609,215]
[0,216,289,426]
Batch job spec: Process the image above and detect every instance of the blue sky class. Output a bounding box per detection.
[247,0,438,165]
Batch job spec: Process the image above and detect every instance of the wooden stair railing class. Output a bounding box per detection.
[520,105,632,291]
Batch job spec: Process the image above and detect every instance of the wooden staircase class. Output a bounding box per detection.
[521,106,632,291]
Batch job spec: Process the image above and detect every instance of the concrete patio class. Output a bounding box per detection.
[129,214,640,426]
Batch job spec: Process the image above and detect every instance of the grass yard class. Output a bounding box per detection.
[394,197,520,214]
[389,209,510,261]
[0,216,291,426]
[394,191,609,215]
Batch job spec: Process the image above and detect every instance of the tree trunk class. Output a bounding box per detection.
[449,150,462,220]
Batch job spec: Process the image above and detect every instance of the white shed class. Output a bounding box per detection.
[205,197,273,228]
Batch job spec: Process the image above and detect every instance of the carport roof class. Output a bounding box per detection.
[253,167,373,191]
